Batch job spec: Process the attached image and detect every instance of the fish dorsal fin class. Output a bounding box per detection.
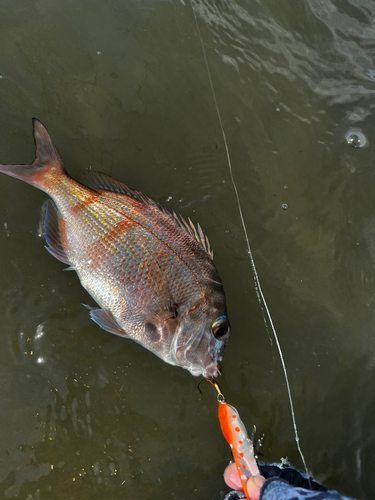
[169,213,213,260]
[82,171,214,259]
[82,171,144,201]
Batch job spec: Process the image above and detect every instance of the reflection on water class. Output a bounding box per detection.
[0,0,375,499]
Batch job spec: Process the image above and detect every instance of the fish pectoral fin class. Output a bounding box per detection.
[145,300,178,340]
[145,317,177,342]
[84,305,128,337]
[41,200,72,266]
[152,299,178,324]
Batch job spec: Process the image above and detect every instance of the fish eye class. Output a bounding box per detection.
[212,316,231,342]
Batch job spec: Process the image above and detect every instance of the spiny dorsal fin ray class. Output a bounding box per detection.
[81,171,143,200]
[81,171,214,259]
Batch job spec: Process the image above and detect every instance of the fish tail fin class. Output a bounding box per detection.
[0,118,66,190]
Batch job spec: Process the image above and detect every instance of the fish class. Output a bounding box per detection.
[218,400,260,495]
[0,119,231,378]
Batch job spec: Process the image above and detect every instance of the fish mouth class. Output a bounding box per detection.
[172,323,210,377]
[188,365,208,377]
[203,339,225,378]
[202,361,219,378]
[185,340,224,378]
[187,360,220,378]
[171,315,226,377]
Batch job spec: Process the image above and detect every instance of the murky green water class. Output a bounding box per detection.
[0,0,374,498]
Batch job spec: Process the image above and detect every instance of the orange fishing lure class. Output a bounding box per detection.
[209,380,259,497]
[219,401,260,493]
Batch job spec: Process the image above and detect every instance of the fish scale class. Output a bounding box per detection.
[0,119,231,377]
[80,193,205,307]
[98,192,212,285]
[70,210,172,327]
[50,162,206,330]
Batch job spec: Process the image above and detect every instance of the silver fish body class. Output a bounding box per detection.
[0,120,231,377]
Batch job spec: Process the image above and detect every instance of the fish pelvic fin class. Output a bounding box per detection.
[83,305,129,338]
[0,118,66,191]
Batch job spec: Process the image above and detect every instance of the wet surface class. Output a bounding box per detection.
[0,0,375,498]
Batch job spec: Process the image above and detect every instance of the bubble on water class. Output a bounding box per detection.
[34,323,44,340]
[92,462,100,475]
[282,203,289,210]
[364,69,375,81]
[345,129,368,148]
[284,185,288,190]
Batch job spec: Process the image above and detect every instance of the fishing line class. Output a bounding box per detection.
[189,0,310,477]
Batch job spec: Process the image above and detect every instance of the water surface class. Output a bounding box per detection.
[0,0,374,499]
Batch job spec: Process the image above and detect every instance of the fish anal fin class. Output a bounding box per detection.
[84,305,128,337]
[63,266,74,271]
[41,200,72,265]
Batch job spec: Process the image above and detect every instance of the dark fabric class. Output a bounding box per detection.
[259,463,327,491]
[260,477,355,500]
[222,490,245,500]
[222,463,356,500]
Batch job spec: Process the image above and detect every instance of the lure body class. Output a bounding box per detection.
[219,401,259,496]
